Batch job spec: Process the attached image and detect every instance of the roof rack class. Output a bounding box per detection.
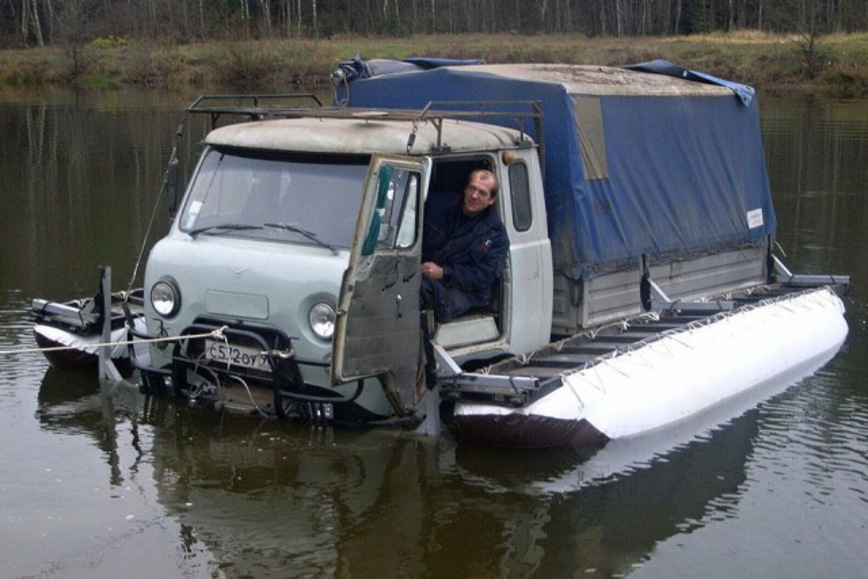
[176,93,325,137]
[177,94,543,156]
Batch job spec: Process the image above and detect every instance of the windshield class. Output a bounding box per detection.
[179,148,369,249]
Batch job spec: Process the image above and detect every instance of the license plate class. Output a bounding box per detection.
[204,339,271,372]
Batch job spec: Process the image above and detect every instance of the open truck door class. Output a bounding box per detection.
[332,155,431,415]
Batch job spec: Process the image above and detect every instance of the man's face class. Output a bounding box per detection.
[462,173,497,217]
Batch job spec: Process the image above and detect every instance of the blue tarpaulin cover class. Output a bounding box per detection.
[335,60,776,279]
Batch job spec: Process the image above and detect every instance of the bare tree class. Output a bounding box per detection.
[198,0,206,41]
[259,0,272,32]
[296,0,301,37]
[22,0,46,46]
[612,0,621,35]
[312,0,318,38]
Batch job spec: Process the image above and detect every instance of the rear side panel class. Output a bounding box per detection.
[552,241,768,333]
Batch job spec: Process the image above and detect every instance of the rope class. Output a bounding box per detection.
[125,147,179,296]
[0,326,229,358]
[226,374,269,418]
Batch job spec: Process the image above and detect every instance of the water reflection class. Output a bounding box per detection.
[37,367,148,487]
[35,360,828,577]
[0,93,192,300]
[763,97,868,281]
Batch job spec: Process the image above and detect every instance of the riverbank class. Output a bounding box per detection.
[1,31,866,96]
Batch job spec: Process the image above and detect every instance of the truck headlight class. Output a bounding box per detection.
[309,302,336,340]
[151,279,180,317]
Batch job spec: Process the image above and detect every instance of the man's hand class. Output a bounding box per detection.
[421,261,444,280]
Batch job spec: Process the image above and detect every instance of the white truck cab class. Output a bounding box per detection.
[141,102,552,422]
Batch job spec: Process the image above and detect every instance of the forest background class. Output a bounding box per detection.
[1,0,866,94]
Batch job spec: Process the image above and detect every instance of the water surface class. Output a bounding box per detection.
[1,91,866,578]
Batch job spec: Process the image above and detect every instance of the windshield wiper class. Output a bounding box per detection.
[264,222,339,255]
[187,223,264,237]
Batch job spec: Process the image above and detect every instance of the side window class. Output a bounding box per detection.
[509,161,532,232]
[394,173,419,248]
[362,166,420,255]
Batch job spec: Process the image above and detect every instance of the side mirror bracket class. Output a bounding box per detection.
[163,158,180,216]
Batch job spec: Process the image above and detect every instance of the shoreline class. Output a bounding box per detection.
[1,32,865,97]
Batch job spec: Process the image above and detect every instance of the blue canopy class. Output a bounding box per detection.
[623,59,756,106]
[335,60,776,280]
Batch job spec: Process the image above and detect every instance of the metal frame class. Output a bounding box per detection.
[773,256,850,289]
[176,93,544,169]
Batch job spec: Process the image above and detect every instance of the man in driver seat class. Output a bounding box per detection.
[420,169,509,323]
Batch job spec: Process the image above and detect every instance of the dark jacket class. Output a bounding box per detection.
[422,191,509,321]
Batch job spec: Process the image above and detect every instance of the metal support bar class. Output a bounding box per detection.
[416,315,442,437]
[773,255,794,281]
[31,299,98,329]
[647,276,735,313]
[662,300,736,313]
[774,255,850,289]
[439,370,539,407]
[646,277,671,304]
[415,383,442,437]
[443,372,539,393]
[98,267,122,382]
[430,342,539,406]
[785,275,851,287]
[432,343,463,377]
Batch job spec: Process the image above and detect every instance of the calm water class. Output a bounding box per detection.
[1,90,866,578]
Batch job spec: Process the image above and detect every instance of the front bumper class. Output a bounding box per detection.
[138,319,390,423]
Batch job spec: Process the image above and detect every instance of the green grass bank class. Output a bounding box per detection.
[1,31,866,96]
